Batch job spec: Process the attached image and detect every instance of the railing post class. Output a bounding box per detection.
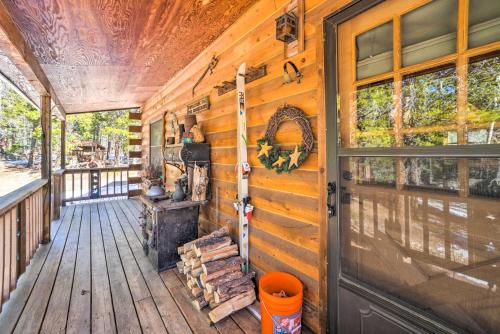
[61,120,66,169]
[17,201,27,276]
[41,94,51,243]
[52,170,64,220]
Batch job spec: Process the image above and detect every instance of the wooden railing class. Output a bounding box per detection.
[54,166,142,206]
[0,179,47,310]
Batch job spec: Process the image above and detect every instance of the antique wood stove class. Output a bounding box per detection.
[140,143,210,272]
[139,197,200,271]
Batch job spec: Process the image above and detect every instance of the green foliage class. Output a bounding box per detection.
[0,86,131,166]
[402,66,457,128]
[66,110,130,161]
[355,81,395,147]
[467,56,500,123]
[357,157,396,185]
[0,88,40,157]
[256,136,308,174]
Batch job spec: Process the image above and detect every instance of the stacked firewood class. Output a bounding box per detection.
[176,226,256,323]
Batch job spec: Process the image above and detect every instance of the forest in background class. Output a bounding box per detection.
[0,83,131,170]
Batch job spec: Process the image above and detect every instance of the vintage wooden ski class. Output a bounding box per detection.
[235,63,252,273]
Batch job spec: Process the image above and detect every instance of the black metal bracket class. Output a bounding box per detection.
[327,181,336,217]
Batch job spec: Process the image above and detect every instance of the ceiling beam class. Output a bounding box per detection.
[0,1,66,120]
[65,106,141,115]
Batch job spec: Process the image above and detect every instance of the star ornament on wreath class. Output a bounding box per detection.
[257,105,314,174]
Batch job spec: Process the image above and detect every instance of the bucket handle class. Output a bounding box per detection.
[261,299,302,334]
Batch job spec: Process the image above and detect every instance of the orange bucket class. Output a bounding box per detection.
[259,272,303,334]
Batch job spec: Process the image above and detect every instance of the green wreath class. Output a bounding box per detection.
[257,105,314,174]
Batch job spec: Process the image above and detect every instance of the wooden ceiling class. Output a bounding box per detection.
[1,0,256,113]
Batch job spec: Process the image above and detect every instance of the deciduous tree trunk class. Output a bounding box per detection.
[27,130,36,168]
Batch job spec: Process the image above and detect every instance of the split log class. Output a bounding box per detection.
[214,282,254,304]
[177,246,185,255]
[204,290,213,303]
[217,273,255,295]
[202,256,243,276]
[191,286,203,298]
[183,264,191,275]
[200,273,207,288]
[209,299,219,309]
[176,261,184,272]
[205,271,245,293]
[185,249,195,259]
[194,236,232,257]
[191,266,202,277]
[192,164,209,201]
[183,226,230,252]
[187,274,194,289]
[201,244,239,264]
[190,258,201,268]
[192,296,208,310]
[193,276,203,289]
[204,264,242,283]
[209,290,256,323]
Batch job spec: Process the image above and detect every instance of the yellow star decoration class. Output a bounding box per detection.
[288,145,301,169]
[272,155,287,167]
[258,141,273,158]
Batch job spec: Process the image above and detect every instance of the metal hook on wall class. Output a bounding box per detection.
[283,61,302,84]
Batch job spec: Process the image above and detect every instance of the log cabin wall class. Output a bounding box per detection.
[141,0,352,331]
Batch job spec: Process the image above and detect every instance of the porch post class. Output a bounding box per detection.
[61,120,66,169]
[41,94,51,243]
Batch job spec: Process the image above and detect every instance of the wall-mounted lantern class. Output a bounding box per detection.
[275,11,298,43]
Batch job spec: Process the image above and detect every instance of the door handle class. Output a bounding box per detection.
[327,182,336,217]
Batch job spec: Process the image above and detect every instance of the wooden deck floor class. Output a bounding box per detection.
[0,199,260,334]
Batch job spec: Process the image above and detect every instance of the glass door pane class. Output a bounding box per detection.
[401,0,457,67]
[356,21,393,80]
[468,0,500,48]
[339,156,500,333]
[337,0,500,332]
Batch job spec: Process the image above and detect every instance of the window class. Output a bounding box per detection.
[401,0,457,67]
[356,21,393,80]
[468,0,500,48]
[337,0,500,332]
[149,120,163,170]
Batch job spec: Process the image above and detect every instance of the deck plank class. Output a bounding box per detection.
[1,200,267,334]
[230,309,261,334]
[97,202,142,334]
[116,200,142,239]
[40,204,82,333]
[13,205,76,334]
[90,203,116,334]
[121,199,242,334]
[160,269,220,334]
[0,206,70,334]
[172,269,246,334]
[126,198,260,334]
[103,201,168,334]
[67,204,92,333]
[113,200,193,334]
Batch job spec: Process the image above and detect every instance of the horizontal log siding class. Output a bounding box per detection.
[142,0,352,331]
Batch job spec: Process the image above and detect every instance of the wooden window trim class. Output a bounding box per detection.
[340,0,500,198]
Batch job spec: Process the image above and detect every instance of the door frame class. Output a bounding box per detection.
[322,1,491,333]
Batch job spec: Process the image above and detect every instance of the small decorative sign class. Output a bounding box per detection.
[187,96,210,115]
